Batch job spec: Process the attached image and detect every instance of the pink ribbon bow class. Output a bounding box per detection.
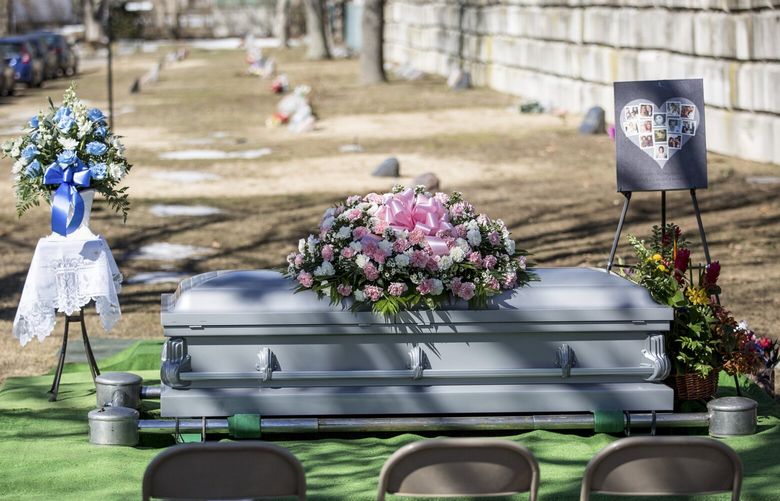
[376,189,452,255]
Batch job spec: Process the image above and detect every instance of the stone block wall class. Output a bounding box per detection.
[384,0,780,164]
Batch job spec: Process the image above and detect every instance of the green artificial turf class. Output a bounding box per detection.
[1,341,779,500]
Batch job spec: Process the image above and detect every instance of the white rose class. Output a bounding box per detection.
[438,255,453,271]
[355,254,369,269]
[354,290,366,301]
[449,247,465,263]
[431,279,444,295]
[337,226,352,240]
[394,254,410,268]
[467,228,482,247]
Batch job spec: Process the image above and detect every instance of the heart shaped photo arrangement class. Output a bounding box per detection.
[620,97,698,168]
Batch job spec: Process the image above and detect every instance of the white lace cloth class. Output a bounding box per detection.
[13,232,123,346]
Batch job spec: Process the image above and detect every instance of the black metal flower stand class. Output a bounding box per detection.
[47,308,101,402]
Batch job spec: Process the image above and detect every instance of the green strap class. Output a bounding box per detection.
[593,410,625,434]
[228,414,262,439]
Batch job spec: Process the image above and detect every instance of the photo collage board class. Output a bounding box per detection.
[613,79,707,192]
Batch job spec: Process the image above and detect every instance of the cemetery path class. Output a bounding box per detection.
[0,45,777,384]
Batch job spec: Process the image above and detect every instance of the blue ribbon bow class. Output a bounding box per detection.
[43,162,92,236]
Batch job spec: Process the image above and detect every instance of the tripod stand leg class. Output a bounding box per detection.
[690,189,712,265]
[48,316,71,402]
[78,309,101,381]
[607,192,632,272]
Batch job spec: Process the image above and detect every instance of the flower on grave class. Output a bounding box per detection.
[2,84,132,230]
[285,185,534,316]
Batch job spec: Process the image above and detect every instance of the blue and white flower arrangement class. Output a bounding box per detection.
[3,85,131,235]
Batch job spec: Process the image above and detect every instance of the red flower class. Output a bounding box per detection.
[674,247,690,284]
[704,261,721,287]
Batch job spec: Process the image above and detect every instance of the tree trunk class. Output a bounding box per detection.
[303,0,330,60]
[81,0,106,45]
[275,0,291,47]
[360,0,386,84]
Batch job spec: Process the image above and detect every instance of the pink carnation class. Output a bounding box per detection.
[488,231,501,246]
[450,277,463,295]
[410,250,429,268]
[366,193,383,204]
[294,254,304,267]
[503,271,517,289]
[364,262,380,281]
[337,284,353,296]
[352,226,369,240]
[388,282,408,296]
[416,279,434,295]
[341,247,356,258]
[347,208,362,221]
[373,220,388,235]
[457,281,476,301]
[483,255,498,269]
[408,228,426,245]
[297,271,313,288]
[363,285,383,302]
[346,195,361,205]
[468,252,483,267]
[434,192,449,204]
[486,276,500,290]
[321,245,334,262]
[393,239,410,253]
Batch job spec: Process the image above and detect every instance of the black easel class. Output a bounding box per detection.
[606,189,712,273]
[47,308,101,402]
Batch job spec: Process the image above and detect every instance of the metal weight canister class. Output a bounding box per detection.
[708,397,758,437]
[88,406,140,446]
[95,372,142,409]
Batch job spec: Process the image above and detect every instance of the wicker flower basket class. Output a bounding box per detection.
[667,370,720,401]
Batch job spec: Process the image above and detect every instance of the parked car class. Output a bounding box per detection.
[24,34,58,80]
[0,37,43,87]
[34,31,78,77]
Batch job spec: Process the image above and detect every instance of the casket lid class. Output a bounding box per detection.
[161,267,672,330]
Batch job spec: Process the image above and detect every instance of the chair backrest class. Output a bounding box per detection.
[142,441,306,500]
[377,438,539,501]
[580,436,742,501]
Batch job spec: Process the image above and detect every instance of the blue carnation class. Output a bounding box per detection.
[21,144,38,162]
[93,126,107,138]
[87,108,106,123]
[24,159,41,177]
[53,106,71,122]
[57,115,75,133]
[29,116,39,129]
[89,162,107,180]
[86,141,108,156]
[56,150,79,167]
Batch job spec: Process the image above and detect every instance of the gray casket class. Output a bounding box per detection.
[159,267,674,418]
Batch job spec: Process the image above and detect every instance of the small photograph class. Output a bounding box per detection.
[668,135,681,149]
[630,105,639,119]
[681,120,695,135]
[641,120,653,133]
[667,102,681,116]
[681,104,695,119]
[624,120,638,136]
[639,104,653,117]
[653,113,666,127]
[640,135,653,148]
[624,106,639,121]
[655,145,668,160]
[667,118,681,134]
[654,128,667,143]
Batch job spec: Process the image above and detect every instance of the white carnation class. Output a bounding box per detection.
[10,146,20,157]
[314,261,334,276]
[431,279,444,295]
[456,238,471,253]
[11,161,23,174]
[394,254,410,268]
[449,247,465,263]
[467,220,479,230]
[324,207,336,218]
[349,241,362,252]
[438,255,453,271]
[58,137,78,150]
[378,239,393,255]
[321,216,334,230]
[298,238,306,253]
[354,289,366,302]
[355,254,369,269]
[336,226,352,240]
[108,162,126,180]
[467,228,482,247]
[505,238,516,255]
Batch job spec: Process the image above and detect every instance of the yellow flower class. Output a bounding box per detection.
[686,287,709,306]
[652,253,663,261]
[657,264,668,273]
